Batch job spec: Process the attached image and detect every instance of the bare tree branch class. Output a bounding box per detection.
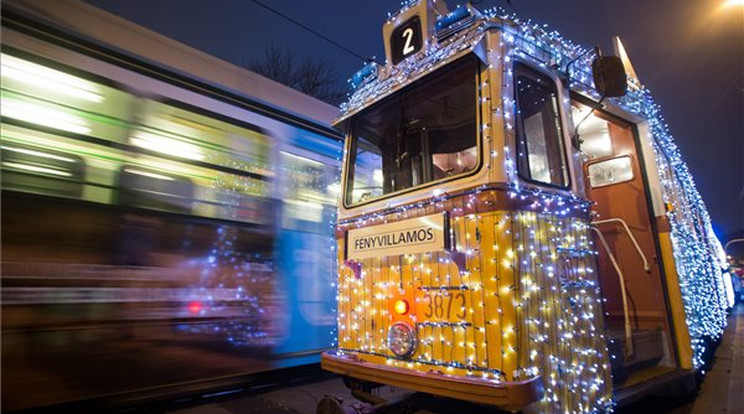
[248,46,346,106]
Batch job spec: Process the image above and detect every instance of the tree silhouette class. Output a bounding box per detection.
[248,46,346,106]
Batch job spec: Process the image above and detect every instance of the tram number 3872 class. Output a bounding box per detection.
[419,291,467,321]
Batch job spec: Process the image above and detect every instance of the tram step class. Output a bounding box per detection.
[607,328,664,384]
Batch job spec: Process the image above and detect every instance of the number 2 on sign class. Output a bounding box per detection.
[402,28,415,55]
[423,292,466,320]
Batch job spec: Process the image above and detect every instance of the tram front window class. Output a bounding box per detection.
[345,56,478,205]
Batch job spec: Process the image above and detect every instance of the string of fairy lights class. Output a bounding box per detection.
[332,2,729,414]
[187,158,278,347]
[335,202,613,413]
[484,6,730,367]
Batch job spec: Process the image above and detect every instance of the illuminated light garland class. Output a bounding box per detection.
[333,2,728,414]
[485,6,729,367]
[486,2,732,367]
[335,203,613,413]
[183,157,277,347]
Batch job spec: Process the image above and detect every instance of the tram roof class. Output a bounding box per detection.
[336,4,646,126]
[2,0,341,132]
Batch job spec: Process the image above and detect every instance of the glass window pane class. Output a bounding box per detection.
[135,100,271,174]
[129,101,272,224]
[571,102,613,159]
[118,166,195,213]
[1,53,136,144]
[279,151,340,233]
[587,156,634,188]
[118,151,269,224]
[0,141,86,198]
[348,139,384,203]
[514,63,568,187]
[345,56,478,205]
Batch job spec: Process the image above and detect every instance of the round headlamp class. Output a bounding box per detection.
[394,299,410,315]
[387,322,417,358]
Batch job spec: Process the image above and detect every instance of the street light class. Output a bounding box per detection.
[725,238,744,254]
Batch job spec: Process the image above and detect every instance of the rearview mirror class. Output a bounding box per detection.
[592,56,627,98]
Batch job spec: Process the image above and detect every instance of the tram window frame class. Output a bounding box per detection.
[279,149,341,233]
[117,166,195,214]
[586,155,635,188]
[513,62,571,189]
[343,54,482,208]
[0,141,87,199]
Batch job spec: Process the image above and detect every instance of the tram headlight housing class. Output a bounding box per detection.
[387,322,417,358]
[394,299,410,315]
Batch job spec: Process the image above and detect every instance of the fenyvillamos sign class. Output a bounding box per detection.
[346,213,447,261]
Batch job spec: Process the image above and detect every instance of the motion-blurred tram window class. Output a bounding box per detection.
[0,142,86,198]
[1,53,137,145]
[128,100,273,224]
[279,150,340,233]
[134,99,271,174]
[514,63,569,188]
[117,166,195,214]
[1,52,136,206]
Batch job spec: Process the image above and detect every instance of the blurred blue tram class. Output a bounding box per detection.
[1,0,341,410]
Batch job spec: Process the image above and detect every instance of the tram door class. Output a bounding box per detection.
[572,101,675,383]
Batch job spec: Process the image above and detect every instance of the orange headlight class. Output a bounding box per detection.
[394,299,409,315]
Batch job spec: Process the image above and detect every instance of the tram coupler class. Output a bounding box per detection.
[316,390,425,414]
[317,395,374,414]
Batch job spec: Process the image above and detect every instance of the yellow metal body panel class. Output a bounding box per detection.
[658,231,694,370]
[335,201,613,413]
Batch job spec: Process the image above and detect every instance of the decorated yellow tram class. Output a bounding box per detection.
[321,1,733,413]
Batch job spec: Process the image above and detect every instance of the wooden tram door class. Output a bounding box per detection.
[573,101,674,382]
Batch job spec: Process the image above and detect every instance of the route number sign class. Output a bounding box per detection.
[391,16,423,65]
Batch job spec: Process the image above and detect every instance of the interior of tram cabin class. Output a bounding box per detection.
[345,55,479,205]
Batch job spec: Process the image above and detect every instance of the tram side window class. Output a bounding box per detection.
[279,151,340,233]
[129,100,272,224]
[133,100,271,174]
[118,166,195,214]
[1,53,136,145]
[570,101,613,159]
[514,63,569,187]
[1,142,86,198]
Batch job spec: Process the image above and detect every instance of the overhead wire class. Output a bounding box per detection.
[249,0,368,63]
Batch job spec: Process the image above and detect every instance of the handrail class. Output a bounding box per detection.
[592,218,651,273]
[591,227,634,357]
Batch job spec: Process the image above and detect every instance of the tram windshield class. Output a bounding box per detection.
[344,56,478,206]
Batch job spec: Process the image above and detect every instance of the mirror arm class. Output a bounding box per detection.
[571,95,606,150]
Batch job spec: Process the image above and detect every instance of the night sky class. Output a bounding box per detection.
[84,0,743,237]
